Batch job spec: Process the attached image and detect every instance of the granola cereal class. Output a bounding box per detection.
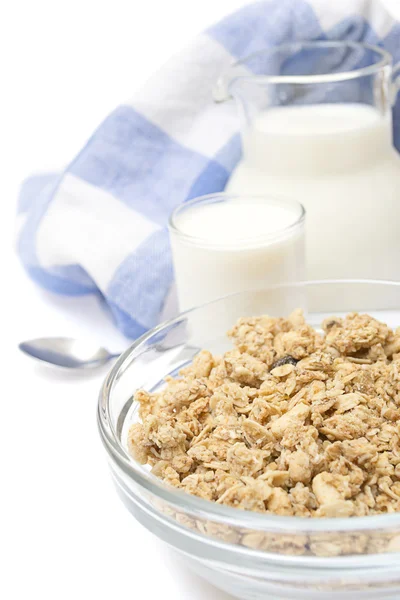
[128,310,400,518]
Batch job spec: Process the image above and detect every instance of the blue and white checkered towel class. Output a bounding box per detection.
[17,0,400,338]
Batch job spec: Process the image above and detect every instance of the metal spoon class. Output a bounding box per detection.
[18,337,120,369]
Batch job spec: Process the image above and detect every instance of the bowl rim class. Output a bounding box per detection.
[98,279,400,533]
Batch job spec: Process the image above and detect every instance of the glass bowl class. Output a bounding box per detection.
[98,281,400,600]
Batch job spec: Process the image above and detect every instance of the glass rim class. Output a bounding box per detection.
[228,41,392,86]
[168,193,305,248]
[98,279,400,535]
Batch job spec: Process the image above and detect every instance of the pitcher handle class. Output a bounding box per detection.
[391,63,400,105]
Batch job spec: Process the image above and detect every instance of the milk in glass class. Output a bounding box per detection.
[169,195,304,311]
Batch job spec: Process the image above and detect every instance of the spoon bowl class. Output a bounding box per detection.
[19,337,119,369]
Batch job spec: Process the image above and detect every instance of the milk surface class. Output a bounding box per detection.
[227,103,400,280]
[175,201,297,247]
[170,199,304,311]
[241,103,391,174]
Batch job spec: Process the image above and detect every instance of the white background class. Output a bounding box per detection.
[1,1,400,599]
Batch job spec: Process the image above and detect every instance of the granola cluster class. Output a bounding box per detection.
[128,310,400,518]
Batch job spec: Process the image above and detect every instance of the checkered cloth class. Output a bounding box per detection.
[17,0,400,337]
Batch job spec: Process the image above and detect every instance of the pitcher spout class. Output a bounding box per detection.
[213,61,253,103]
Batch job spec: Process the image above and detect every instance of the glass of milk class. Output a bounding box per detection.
[169,193,305,311]
[214,42,400,281]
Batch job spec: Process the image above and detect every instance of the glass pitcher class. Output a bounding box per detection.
[215,42,400,281]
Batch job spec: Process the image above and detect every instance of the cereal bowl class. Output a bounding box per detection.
[98,281,400,599]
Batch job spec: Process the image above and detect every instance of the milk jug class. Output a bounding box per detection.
[215,42,400,280]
